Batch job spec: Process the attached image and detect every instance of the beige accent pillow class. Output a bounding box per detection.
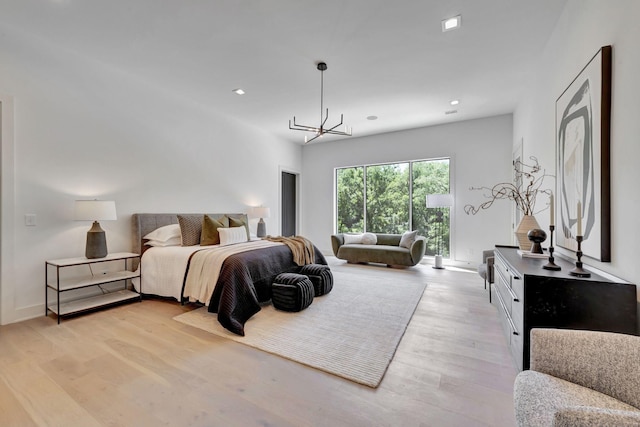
[219,226,249,246]
[200,215,230,246]
[228,216,250,240]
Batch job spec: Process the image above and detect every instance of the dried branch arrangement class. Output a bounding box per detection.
[464,156,552,216]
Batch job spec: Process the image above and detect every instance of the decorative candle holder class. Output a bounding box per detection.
[569,235,591,277]
[543,225,561,271]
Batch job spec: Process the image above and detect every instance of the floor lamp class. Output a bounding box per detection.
[426,193,454,269]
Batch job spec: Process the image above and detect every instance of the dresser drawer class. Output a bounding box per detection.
[495,274,512,314]
[510,323,524,371]
[494,279,520,342]
[512,276,524,302]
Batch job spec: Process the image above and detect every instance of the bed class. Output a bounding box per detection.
[131,213,327,336]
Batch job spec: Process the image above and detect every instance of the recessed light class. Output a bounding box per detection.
[366,115,378,121]
[442,15,461,32]
[232,88,245,95]
[450,99,459,106]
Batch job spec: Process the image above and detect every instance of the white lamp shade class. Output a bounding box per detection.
[251,207,270,219]
[426,194,454,208]
[74,200,117,221]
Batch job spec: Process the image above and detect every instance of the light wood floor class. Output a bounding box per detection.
[0,257,517,427]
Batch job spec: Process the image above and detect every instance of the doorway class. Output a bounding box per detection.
[281,171,298,237]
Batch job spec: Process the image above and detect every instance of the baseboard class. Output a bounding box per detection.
[2,304,43,325]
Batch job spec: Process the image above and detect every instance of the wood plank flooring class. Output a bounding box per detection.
[0,257,517,427]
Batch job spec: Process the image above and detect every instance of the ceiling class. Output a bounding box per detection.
[0,0,567,144]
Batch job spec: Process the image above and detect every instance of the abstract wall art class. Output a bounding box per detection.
[556,45,612,261]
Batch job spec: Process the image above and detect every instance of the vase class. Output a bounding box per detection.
[515,215,541,250]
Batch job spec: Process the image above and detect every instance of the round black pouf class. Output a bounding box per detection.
[527,228,547,254]
[299,264,334,296]
[272,273,314,312]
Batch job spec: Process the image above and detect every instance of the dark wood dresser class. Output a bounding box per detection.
[492,246,638,371]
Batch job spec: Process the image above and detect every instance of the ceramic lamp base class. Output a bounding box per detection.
[85,221,107,259]
[256,218,266,238]
[433,254,444,269]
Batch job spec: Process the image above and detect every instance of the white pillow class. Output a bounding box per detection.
[343,233,364,244]
[219,226,249,246]
[145,236,182,247]
[144,224,181,242]
[399,230,418,249]
[361,232,377,245]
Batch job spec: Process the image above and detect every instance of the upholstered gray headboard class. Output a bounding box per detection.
[131,213,247,257]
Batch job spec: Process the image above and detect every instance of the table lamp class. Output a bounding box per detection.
[74,200,117,258]
[251,206,270,238]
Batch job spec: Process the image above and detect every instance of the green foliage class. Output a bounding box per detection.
[336,167,364,233]
[412,160,450,257]
[366,164,409,234]
[336,158,451,258]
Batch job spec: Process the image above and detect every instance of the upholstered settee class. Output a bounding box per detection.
[331,232,426,267]
[514,328,640,426]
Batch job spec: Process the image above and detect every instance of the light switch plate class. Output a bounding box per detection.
[25,214,37,226]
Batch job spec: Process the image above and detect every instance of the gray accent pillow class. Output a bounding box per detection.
[200,215,229,246]
[177,214,203,246]
[399,230,418,249]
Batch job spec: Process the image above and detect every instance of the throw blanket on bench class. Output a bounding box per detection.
[265,235,315,266]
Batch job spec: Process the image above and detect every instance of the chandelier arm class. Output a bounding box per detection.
[324,119,345,134]
[290,126,321,133]
[304,132,323,144]
[289,117,320,132]
[320,108,329,131]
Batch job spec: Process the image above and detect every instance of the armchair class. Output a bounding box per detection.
[514,328,640,426]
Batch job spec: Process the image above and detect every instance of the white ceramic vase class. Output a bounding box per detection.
[515,215,541,250]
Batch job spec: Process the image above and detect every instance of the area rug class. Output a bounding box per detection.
[173,264,427,387]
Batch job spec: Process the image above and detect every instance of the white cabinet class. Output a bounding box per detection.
[45,252,141,323]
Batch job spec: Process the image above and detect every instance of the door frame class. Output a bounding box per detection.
[1,96,17,325]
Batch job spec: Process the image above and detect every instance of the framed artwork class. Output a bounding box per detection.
[555,45,612,262]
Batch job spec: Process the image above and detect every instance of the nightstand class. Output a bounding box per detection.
[45,252,141,323]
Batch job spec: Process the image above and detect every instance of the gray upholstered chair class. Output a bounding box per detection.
[514,328,640,426]
[477,249,494,300]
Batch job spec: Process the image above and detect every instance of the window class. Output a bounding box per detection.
[336,158,451,257]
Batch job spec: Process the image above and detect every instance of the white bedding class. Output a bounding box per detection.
[133,240,282,303]
[133,245,203,301]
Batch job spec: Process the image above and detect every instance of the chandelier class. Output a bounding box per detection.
[289,62,352,144]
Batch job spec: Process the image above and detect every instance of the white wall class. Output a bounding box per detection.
[0,26,301,324]
[514,0,640,290]
[300,114,514,265]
